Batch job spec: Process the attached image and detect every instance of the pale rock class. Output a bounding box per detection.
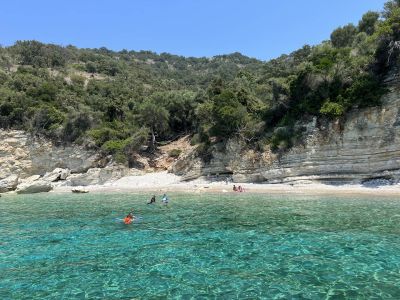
[21,175,41,183]
[42,168,71,182]
[67,165,132,186]
[0,175,19,193]
[16,180,53,194]
[0,130,102,179]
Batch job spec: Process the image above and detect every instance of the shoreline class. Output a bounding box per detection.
[51,184,400,197]
[47,172,400,197]
[2,171,399,197]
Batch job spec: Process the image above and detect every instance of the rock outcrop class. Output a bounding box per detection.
[16,176,53,194]
[0,131,101,180]
[0,132,132,193]
[173,83,400,184]
[0,175,19,193]
[66,165,134,186]
[42,168,71,182]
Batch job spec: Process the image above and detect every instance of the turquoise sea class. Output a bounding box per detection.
[1,192,400,299]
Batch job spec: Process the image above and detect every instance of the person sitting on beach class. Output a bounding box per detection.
[233,185,237,192]
[162,194,169,205]
[147,195,156,204]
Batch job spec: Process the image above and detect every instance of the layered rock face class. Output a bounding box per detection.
[0,131,128,193]
[173,83,400,184]
[0,131,101,180]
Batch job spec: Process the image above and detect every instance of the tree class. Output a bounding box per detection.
[210,89,247,138]
[383,0,400,18]
[13,40,67,68]
[331,24,357,48]
[358,11,380,35]
[137,99,170,152]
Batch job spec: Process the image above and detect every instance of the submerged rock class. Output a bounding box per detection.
[71,188,89,193]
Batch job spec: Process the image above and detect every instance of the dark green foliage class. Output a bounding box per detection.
[31,106,64,135]
[270,127,294,152]
[13,40,67,68]
[210,90,247,137]
[358,11,380,35]
[345,74,386,108]
[331,24,358,48]
[383,0,400,18]
[374,4,400,76]
[62,113,93,142]
[137,98,170,151]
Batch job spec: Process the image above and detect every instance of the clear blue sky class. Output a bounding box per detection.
[1,0,387,60]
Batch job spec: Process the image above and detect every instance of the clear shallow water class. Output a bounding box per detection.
[1,193,400,299]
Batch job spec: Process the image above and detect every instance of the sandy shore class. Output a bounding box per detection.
[51,171,400,197]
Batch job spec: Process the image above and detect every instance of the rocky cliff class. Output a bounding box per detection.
[0,130,101,180]
[0,131,132,192]
[172,82,400,184]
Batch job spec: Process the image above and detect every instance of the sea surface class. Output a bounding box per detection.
[1,192,400,299]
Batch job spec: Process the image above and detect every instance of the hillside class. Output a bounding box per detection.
[0,0,399,171]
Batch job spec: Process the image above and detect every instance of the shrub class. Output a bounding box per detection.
[168,149,182,158]
[346,75,385,108]
[123,127,149,153]
[62,113,93,143]
[88,127,118,146]
[31,106,64,133]
[320,101,345,118]
[101,139,126,153]
[190,133,201,145]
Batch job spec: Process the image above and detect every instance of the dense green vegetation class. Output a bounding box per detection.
[0,1,399,162]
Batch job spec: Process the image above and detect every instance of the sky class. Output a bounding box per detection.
[0,0,388,61]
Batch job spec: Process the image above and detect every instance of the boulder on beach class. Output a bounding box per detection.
[0,175,19,193]
[42,168,70,182]
[16,176,53,194]
[16,180,53,194]
[67,166,132,186]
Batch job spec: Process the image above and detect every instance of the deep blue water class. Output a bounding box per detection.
[1,192,400,299]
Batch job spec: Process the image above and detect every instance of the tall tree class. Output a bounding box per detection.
[330,24,357,48]
[137,99,170,152]
[358,11,380,35]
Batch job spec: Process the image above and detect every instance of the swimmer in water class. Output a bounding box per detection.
[123,212,134,224]
[147,195,156,204]
[162,194,169,205]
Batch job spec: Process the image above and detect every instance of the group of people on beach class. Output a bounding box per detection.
[124,193,169,224]
[232,185,245,192]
